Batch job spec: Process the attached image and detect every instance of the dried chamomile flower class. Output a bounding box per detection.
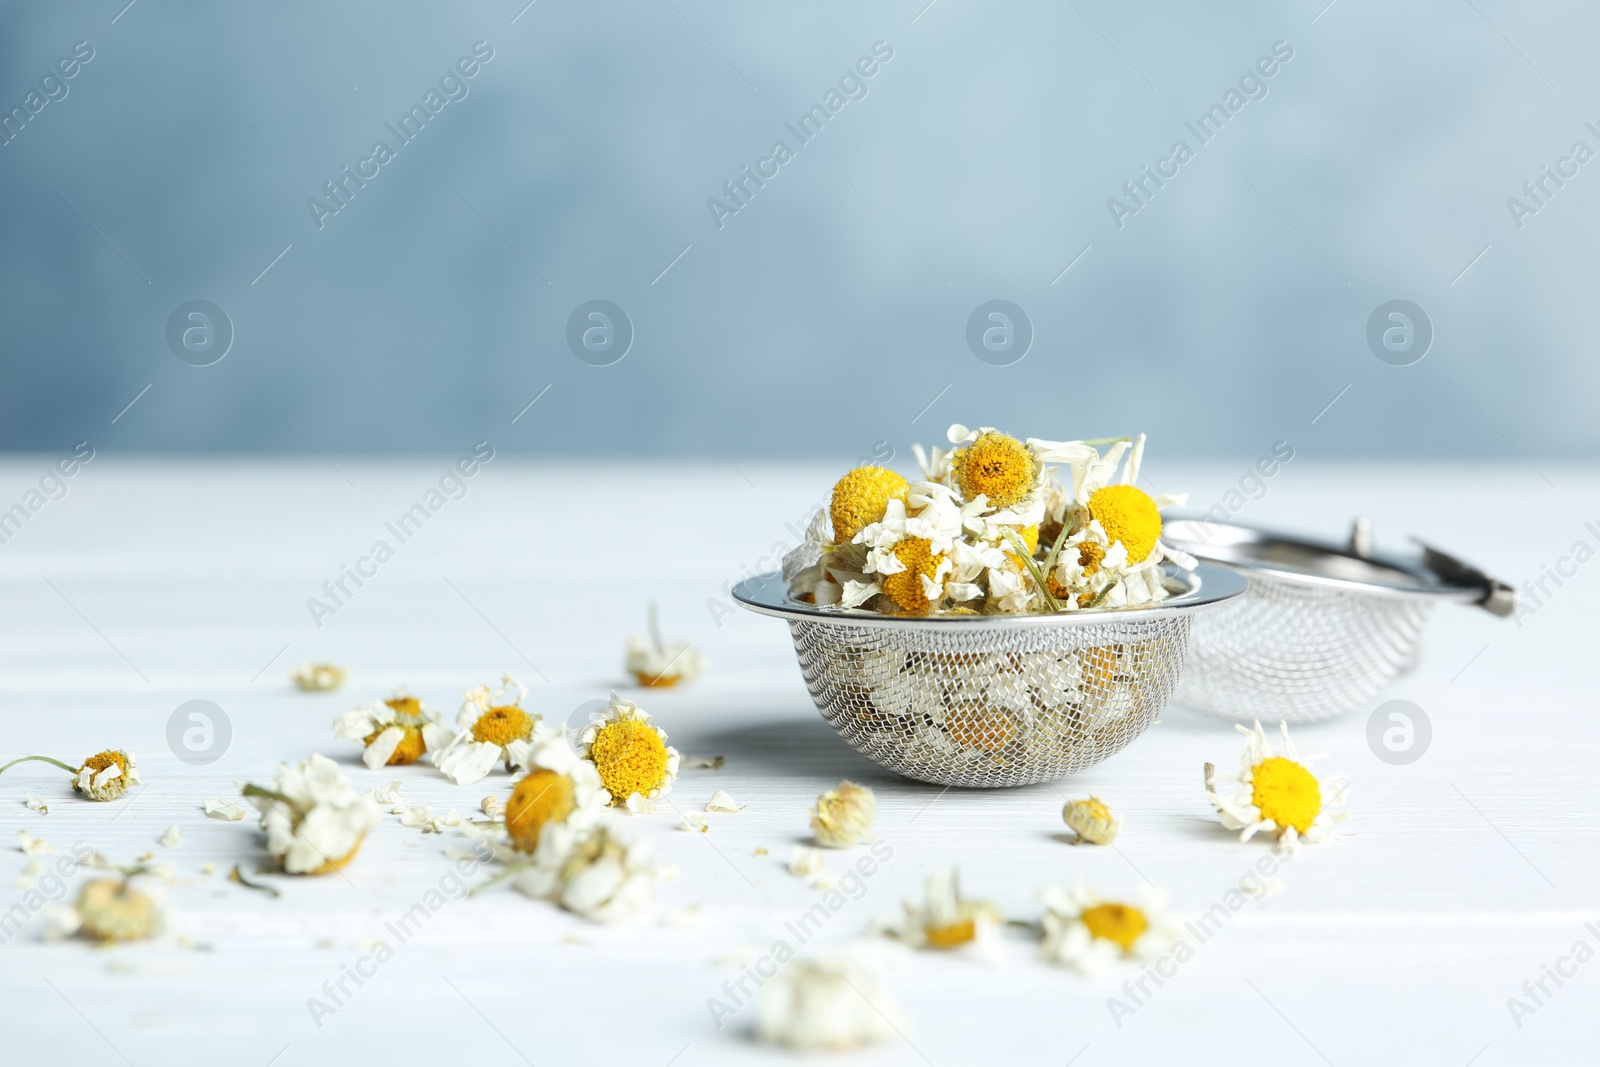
[242,754,381,875]
[953,429,1037,509]
[432,674,540,785]
[513,820,660,923]
[575,692,679,814]
[756,944,904,1052]
[1062,796,1120,845]
[1039,885,1183,977]
[335,690,451,770]
[74,877,163,943]
[625,603,708,687]
[503,732,605,853]
[291,662,346,692]
[1205,721,1348,854]
[810,780,875,848]
[877,867,1001,954]
[75,750,139,801]
[831,466,910,543]
[0,749,139,802]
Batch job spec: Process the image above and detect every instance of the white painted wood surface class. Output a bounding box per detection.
[0,457,1594,1066]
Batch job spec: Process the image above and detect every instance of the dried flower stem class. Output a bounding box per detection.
[0,755,78,776]
[469,859,535,897]
[229,864,281,898]
[1003,529,1062,612]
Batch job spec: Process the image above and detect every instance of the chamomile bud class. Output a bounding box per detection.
[1062,796,1120,845]
[291,662,346,691]
[75,878,161,943]
[810,780,876,848]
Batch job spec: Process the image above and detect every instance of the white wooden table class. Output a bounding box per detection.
[0,457,1593,1066]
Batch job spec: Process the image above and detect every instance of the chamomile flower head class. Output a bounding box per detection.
[878,537,949,614]
[73,877,162,943]
[625,603,708,687]
[810,780,876,848]
[831,466,909,543]
[1206,721,1349,853]
[1069,432,1194,571]
[431,673,539,785]
[575,692,679,814]
[1062,796,1120,845]
[243,753,381,875]
[513,819,659,923]
[1040,884,1182,976]
[1088,484,1163,564]
[952,428,1037,509]
[504,732,606,853]
[291,662,346,692]
[757,944,904,1052]
[335,690,452,770]
[74,749,139,802]
[876,867,1002,955]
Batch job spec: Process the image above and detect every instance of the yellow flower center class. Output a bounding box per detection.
[1017,525,1039,555]
[956,432,1036,508]
[73,751,129,799]
[830,466,909,543]
[1080,902,1148,952]
[385,696,423,720]
[589,719,671,801]
[1251,756,1322,833]
[472,705,533,748]
[925,918,977,948]
[880,537,945,614]
[78,750,128,780]
[505,770,576,852]
[365,724,426,765]
[1088,484,1162,563]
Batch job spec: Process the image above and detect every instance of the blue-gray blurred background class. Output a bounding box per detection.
[1,0,1595,460]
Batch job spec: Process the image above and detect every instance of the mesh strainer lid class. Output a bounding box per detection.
[732,562,1248,630]
[1163,517,1516,615]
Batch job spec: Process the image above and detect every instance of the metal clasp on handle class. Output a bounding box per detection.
[1412,538,1518,618]
[1349,517,1374,558]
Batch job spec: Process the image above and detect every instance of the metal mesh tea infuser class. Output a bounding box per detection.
[734,564,1247,788]
[1162,517,1515,724]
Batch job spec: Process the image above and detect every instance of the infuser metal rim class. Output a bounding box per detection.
[1162,518,1485,601]
[731,562,1247,631]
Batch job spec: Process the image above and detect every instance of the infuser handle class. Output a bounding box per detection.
[1411,538,1518,618]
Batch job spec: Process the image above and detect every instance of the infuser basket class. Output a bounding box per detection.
[1163,517,1515,724]
[733,563,1247,788]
